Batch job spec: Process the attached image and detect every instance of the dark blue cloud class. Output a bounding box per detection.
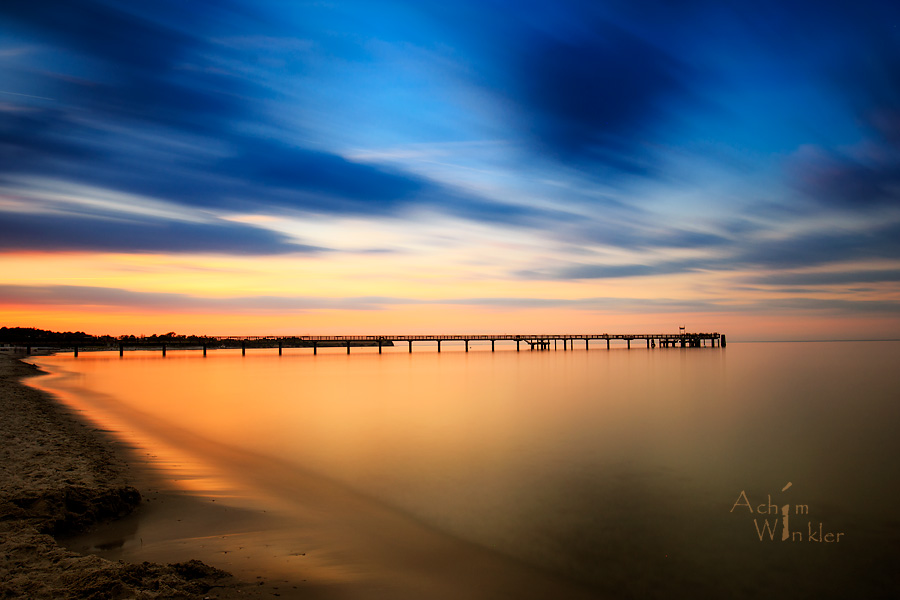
[212,139,423,212]
[0,109,100,171]
[518,218,900,281]
[5,0,202,69]
[415,1,704,173]
[0,212,315,254]
[2,0,256,134]
[514,212,900,286]
[735,222,900,270]
[779,2,900,209]
[0,125,430,219]
[788,144,900,211]
[54,136,430,217]
[503,21,689,169]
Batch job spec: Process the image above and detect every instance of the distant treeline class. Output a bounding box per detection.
[0,327,216,346]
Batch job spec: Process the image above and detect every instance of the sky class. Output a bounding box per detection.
[1,0,899,340]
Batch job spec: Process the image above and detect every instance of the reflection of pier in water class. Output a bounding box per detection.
[51,332,725,356]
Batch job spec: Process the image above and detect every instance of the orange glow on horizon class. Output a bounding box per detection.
[3,304,899,342]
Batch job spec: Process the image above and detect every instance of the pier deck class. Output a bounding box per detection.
[21,332,725,356]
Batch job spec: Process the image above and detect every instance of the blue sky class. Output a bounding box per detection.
[1,0,899,338]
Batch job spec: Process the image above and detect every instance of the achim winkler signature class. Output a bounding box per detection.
[730,482,845,543]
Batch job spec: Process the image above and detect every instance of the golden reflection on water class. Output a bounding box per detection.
[31,342,900,598]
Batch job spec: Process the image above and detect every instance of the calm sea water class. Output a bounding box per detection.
[30,341,900,599]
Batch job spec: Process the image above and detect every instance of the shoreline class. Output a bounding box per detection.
[0,353,277,599]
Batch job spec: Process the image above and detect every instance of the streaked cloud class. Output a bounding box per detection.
[0,211,316,254]
[747,269,900,287]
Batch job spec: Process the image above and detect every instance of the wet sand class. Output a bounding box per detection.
[0,353,289,599]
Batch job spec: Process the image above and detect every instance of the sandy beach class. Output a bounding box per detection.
[0,353,280,599]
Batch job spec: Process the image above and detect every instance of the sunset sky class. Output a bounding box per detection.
[2,0,899,340]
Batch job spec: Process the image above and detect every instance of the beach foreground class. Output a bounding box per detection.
[0,354,274,599]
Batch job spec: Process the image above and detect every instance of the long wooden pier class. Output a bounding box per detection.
[26,332,725,356]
